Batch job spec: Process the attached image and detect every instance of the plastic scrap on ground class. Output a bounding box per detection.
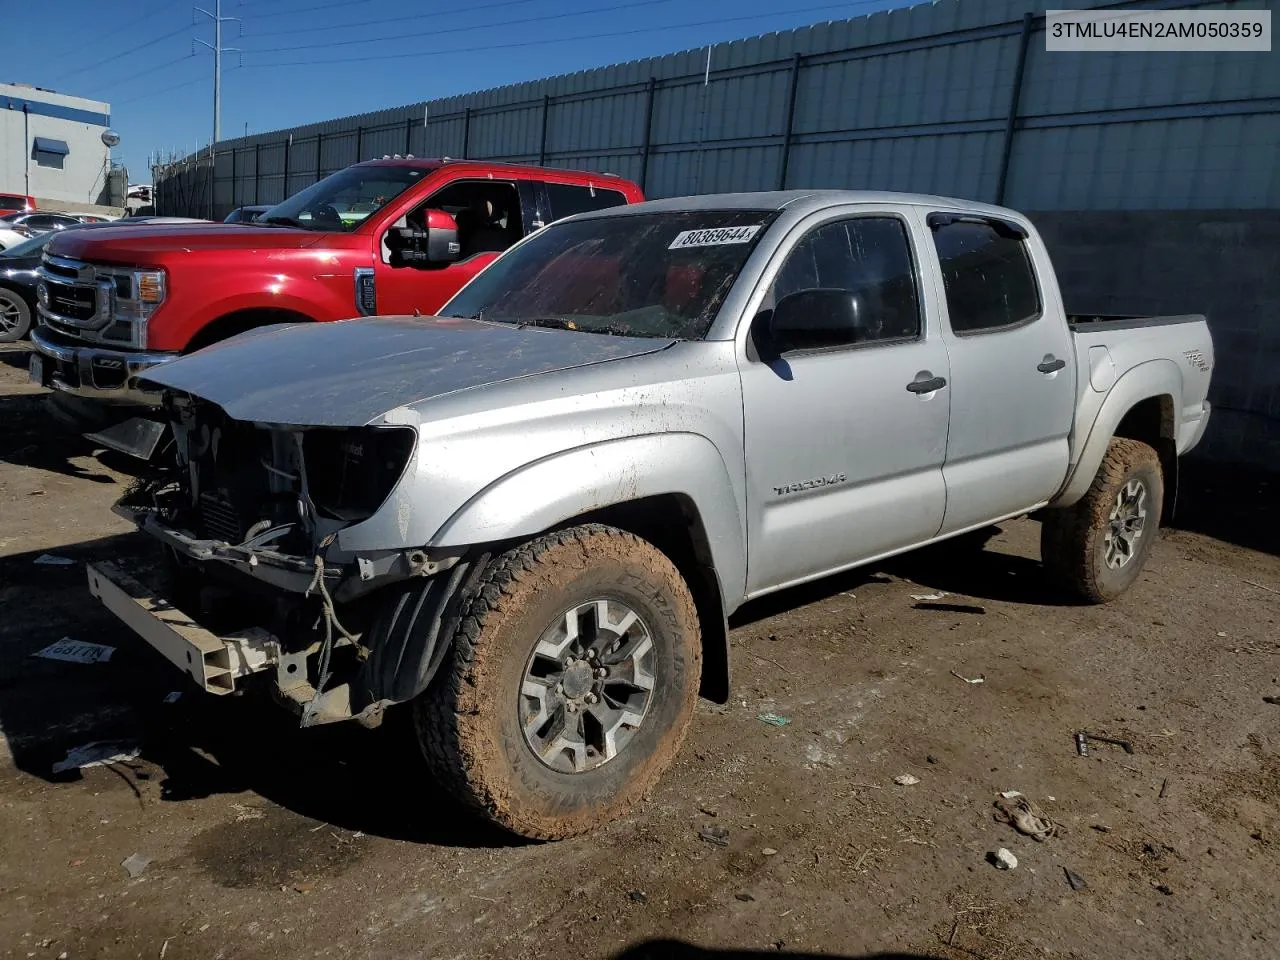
[34,638,116,664]
[51,741,141,774]
[33,554,75,566]
[756,713,791,727]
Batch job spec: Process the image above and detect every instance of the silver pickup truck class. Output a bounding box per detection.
[89,190,1213,839]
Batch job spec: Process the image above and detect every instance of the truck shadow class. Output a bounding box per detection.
[612,943,940,960]
[0,375,143,485]
[0,536,520,850]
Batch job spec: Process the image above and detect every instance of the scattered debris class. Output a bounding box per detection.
[756,713,791,727]
[33,553,75,566]
[1063,867,1088,891]
[627,890,648,904]
[34,638,116,665]
[1263,696,1280,705]
[121,853,151,879]
[988,848,1018,870]
[1159,778,1170,799]
[1000,790,1024,799]
[294,882,315,894]
[163,691,183,704]
[698,825,730,846]
[1079,732,1135,754]
[160,937,173,959]
[926,755,939,764]
[950,670,985,684]
[735,892,755,902]
[893,774,921,786]
[761,847,779,856]
[52,741,141,774]
[911,591,948,601]
[1241,578,1279,595]
[1091,824,1112,833]
[1075,733,1090,757]
[1155,883,1174,896]
[993,794,1058,841]
[698,806,718,818]
[231,803,264,823]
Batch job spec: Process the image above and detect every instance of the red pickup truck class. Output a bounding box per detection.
[29,158,643,455]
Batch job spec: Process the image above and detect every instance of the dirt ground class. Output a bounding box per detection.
[0,341,1277,960]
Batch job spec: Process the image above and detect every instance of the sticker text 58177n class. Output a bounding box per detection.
[668,225,762,249]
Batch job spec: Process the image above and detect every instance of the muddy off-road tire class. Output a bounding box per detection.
[414,524,702,840]
[1041,437,1163,604]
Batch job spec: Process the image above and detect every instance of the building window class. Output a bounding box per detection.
[32,136,69,170]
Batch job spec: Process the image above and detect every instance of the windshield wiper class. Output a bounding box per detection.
[260,215,306,228]
[513,317,583,331]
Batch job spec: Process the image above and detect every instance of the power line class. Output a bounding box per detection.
[244,0,375,21]
[243,1,885,68]
[113,72,212,108]
[247,0,541,38]
[242,0,685,54]
[98,54,196,92]
[52,0,177,62]
[58,22,193,83]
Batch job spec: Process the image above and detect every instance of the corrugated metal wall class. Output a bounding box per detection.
[156,0,1280,218]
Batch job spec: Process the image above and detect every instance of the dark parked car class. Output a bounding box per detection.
[0,231,50,342]
[223,204,271,223]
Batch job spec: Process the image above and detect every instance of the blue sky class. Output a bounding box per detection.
[5,0,907,183]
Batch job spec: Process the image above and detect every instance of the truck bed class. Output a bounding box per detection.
[1067,312,1208,332]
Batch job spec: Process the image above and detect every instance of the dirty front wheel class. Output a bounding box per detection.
[414,524,702,840]
[1040,437,1164,604]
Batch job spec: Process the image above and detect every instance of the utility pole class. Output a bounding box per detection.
[194,0,239,217]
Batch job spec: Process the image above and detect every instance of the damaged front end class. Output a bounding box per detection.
[95,393,471,728]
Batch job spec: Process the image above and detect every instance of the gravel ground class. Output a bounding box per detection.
[0,342,1277,960]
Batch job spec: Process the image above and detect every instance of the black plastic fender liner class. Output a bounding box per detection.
[352,552,491,708]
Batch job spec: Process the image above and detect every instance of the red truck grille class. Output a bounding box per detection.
[44,279,97,322]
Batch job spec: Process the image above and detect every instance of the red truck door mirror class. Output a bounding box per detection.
[387,209,462,267]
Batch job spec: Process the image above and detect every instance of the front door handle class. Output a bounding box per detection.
[906,375,947,394]
[1037,356,1066,374]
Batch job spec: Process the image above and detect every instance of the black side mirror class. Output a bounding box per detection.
[387,209,462,268]
[767,288,866,352]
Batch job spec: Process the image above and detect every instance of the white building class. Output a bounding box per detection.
[0,82,112,205]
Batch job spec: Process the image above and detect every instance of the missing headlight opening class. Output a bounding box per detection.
[107,395,435,728]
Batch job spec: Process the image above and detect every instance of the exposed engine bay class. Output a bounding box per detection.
[108,393,470,727]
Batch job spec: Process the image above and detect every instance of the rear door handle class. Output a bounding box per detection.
[1037,357,1066,374]
[906,375,947,394]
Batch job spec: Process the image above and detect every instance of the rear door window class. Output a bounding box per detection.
[928,218,1040,333]
[545,182,628,222]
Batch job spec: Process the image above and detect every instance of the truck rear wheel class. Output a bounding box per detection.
[414,524,702,840]
[1041,437,1163,604]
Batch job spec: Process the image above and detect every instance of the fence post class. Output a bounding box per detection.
[778,53,803,191]
[638,77,657,192]
[316,132,324,181]
[355,125,363,164]
[230,147,238,212]
[253,142,260,205]
[537,95,551,165]
[462,107,471,158]
[405,117,413,155]
[995,12,1034,206]
[283,134,292,199]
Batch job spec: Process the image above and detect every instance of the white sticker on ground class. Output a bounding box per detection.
[669,225,761,249]
[34,638,116,664]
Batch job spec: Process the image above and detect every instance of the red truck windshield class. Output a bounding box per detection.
[258,165,429,232]
[441,210,777,340]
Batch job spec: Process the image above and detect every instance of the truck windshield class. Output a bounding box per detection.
[258,166,428,232]
[440,210,776,339]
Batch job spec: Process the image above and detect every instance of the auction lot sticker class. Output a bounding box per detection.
[669,225,762,249]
